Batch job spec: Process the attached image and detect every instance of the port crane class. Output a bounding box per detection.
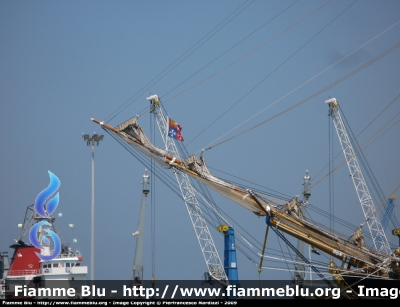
[146,95,228,285]
[325,98,391,254]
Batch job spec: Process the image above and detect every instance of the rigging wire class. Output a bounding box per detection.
[104,0,255,123]
[103,4,398,150]
[199,39,400,154]
[338,105,399,248]
[305,164,399,249]
[100,128,264,263]
[348,94,400,231]
[307,157,400,245]
[304,97,400,234]
[160,0,332,108]
[362,116,400,151]
[302,95,400,195]
[186,0,356,146]
[169,112,396,272]
[102,126,324,275]
[102,123,400,281]
[95,3,398,258]
[161,104,227,229]
[207,165,293,200]
[328,106,335,232]
[355,94,400,138]
[94,6,400,280]
[275,230,296,281]
[113,0,326,126]
[340,105,387,209]
[161,0,302,105]
[102,96,396,280]
[150,111,156,281]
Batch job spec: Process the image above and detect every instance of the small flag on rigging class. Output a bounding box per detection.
[168,117,184,141]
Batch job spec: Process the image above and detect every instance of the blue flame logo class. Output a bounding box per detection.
[29,171,62,261]
[34,171,60,217]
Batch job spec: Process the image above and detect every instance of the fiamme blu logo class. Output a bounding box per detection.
[28,171,62,261]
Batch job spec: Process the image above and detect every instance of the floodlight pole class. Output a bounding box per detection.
[82,133,104,281]
[91,139,95,281]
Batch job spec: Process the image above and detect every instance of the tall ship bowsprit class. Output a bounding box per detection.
[91,94,400,298]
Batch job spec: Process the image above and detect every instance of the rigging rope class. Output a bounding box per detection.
[114,0,332,125]
[200,40,400,153]
[158,1,332,112]
[150,112,156,282]
[303,97,400,234]
[104,0,255,123]
[207,165,292,200]
[161,0,302,102]
[103,124,400,281]
[301,95,400,195]
[329,107,335,232]
[102,127,324,277]
[187,0,356,146]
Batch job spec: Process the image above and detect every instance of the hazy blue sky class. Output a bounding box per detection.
[1,0,400,283]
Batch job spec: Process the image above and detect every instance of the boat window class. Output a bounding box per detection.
[75,263,80,266]
[66,263,70,267]
[53,263,59,268]
[43,264,47,268]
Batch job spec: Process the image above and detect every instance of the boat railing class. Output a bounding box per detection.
[6,269,40,276]
[69,266,87,274]
[44,251,82,260]
[41,266,87,274]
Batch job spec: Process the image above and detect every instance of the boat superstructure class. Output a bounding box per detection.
[1,204,88,299]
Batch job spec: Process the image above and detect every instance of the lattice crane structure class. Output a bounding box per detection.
[325,98,391,254]
[147,95,228,285]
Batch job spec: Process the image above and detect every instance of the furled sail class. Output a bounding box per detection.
[115,116,170,168]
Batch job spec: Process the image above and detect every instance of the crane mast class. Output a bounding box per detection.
[325,98,391,254]
[132,170,150,286]
[146,95,228,285]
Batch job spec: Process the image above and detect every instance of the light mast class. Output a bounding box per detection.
[132,170,150,286]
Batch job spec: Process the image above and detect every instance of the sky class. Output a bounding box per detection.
[1,0,400,283]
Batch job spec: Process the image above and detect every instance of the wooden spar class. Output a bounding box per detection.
[91,118,119,133]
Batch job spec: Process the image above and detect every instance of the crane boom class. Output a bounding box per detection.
[325,98,391,254]
[146,95,228,285]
